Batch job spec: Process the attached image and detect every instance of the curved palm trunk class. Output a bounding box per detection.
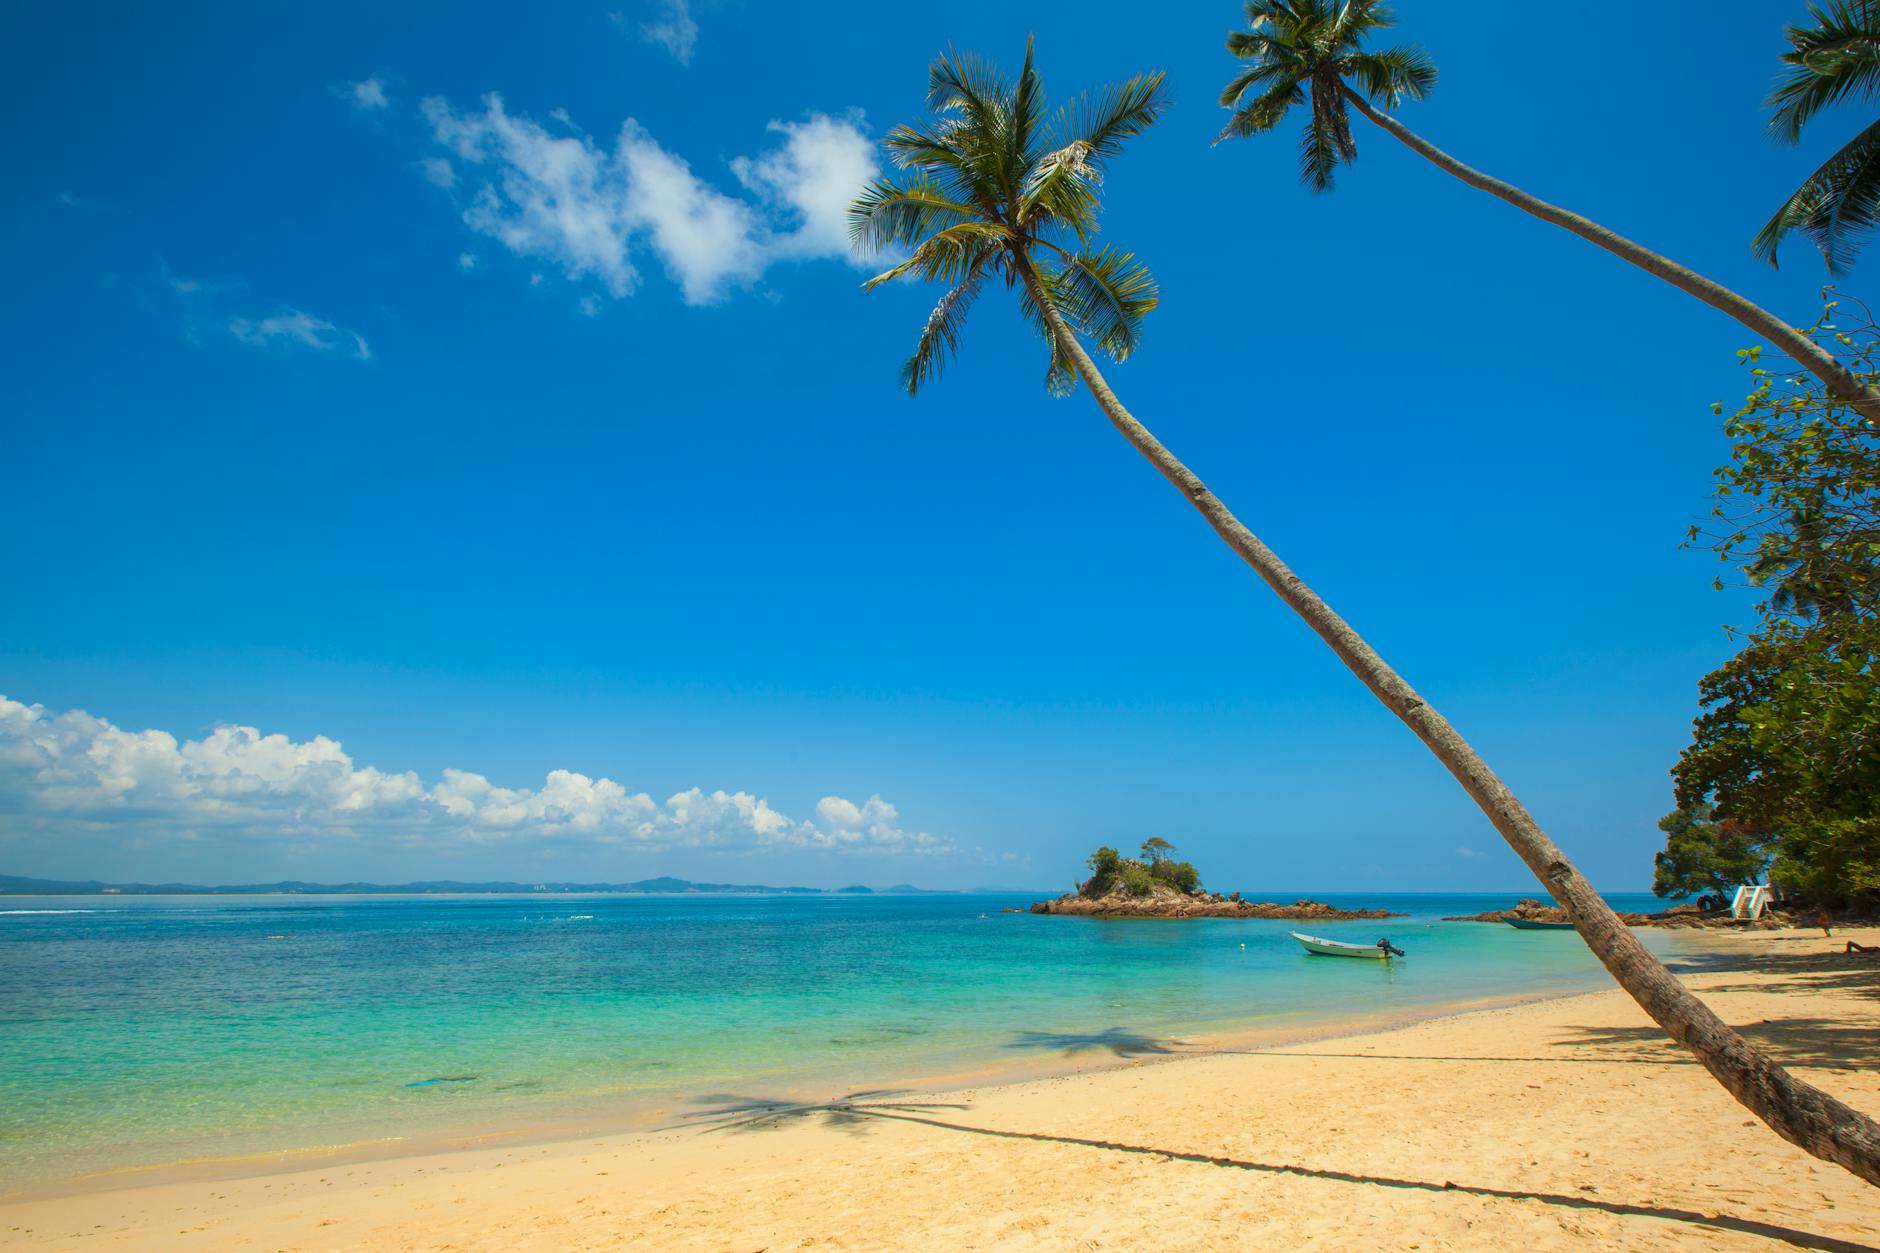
[1338,86,1880,427]
[1016,265,1880,1186]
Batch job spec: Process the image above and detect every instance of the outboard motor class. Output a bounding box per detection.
[1376,938,1406,958]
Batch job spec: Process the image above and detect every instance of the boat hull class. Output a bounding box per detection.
[1505,919,1576,930]
[1290,931,1397,959]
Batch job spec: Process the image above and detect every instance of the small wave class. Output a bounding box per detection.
[0,909,98,915]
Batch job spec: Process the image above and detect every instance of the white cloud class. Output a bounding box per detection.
[625,1,698,66]
[418,95,875,307]
[732,114,878,260]
[229,309,372,360]
[348,77,390,110]
[0,696,950,858]
[419,157,457,189]
[1455,846,1487,859]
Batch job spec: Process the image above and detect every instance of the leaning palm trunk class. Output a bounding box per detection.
[1338,86,1880,427]
[1018,263,1880,1186]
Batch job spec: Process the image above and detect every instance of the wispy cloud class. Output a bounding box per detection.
[53,190,114,213]
[418,94,876,307]
[166,271,371,361]
[616,1,698,66]
[344,76,391,111]
[0,696,951,858]
[229,309,372,360]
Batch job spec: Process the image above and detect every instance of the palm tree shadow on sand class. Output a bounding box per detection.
[1003,1028,1189,1059]
[678,1090,1876,1251]
[684,1089,972,1138]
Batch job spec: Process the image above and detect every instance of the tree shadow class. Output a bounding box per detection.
[1230,1049,1695,1067]
[1558,1018,1880,1070]
[1002,1028,1189,1059]
[679,1095,1876,1252]
[683,1089,971,1137]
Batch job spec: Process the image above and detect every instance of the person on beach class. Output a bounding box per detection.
[1818,909,1834,938]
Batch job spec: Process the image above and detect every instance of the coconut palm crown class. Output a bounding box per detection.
[849,40,1166,395]
[1216,0,1435,190]
[1755,1,1880,272]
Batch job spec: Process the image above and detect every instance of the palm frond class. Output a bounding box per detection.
[1345,44,1436,107]
[1218,0,1424,191]
[1048,245,1159,362]
[1051,71,1170,170]
[1020,143,1102,242]
[1755,115,1880,272]
[861,223,1008,290]
[1767,1,1880,144]
[899,258,991,395]
[848,174,982,254]
[1216,79,1306,142]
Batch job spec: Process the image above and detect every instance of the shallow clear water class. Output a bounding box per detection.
[0,891,1689,1190]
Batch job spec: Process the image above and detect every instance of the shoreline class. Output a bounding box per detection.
[3,924,1875,1249]
[3,939,1715,1204]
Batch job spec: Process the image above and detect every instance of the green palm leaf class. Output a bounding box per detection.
[1216,0,1435,189]
[1760,2,1880,270]
[853,41,1163,396]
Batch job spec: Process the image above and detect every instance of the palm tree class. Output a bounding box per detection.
[1755,1,1880,273]
[859,41,1880,1186]
[1215,0,1880,427]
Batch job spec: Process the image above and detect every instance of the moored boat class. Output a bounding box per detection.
[1505,919,1576,930]
[1290,931,1403,959]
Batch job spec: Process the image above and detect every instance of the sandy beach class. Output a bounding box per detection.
[5,925,1877,1251]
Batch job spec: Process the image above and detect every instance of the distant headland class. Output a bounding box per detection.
[1030,842,1401,920]
[0,873,964,897]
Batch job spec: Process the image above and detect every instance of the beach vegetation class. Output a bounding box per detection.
[1651,803,1771,899]
[1670,313,1880,908]
[1214,0,1880,423]
[1086,845,1123,889]
[1121,864,1154,896]
[859,34,1880,1184]
[1150,858,1201,894]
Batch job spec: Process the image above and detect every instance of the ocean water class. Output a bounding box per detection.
[0,891,1693,1192]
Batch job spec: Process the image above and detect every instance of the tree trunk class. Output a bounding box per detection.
[1339,85,1880,427]
[1015,264,1880,1186]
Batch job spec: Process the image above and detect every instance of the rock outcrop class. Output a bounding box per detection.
[1031,879,1401,920]
[1441,897,1793,930]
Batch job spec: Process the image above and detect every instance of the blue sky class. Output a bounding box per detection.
[0,0,1858,891]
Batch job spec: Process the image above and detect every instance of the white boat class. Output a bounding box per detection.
[1291,931,1403,959]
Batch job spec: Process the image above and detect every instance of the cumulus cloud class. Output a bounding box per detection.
[0,696,950,858]
[417,94,875,307]
[731,114,879,259]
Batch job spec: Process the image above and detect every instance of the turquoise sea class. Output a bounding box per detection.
[0,891,1694,1194]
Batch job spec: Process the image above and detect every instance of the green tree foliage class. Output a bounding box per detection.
[1755,2,1880,273]
[1651,803,1771,898]
[1086,845,1122,888]
[1139,836,1174,863]
[1670,309,1880,905]
[1150,859,1201,894]
[1121,864,1154,896]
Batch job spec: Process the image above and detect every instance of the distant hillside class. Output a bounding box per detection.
[0,873,869,897]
